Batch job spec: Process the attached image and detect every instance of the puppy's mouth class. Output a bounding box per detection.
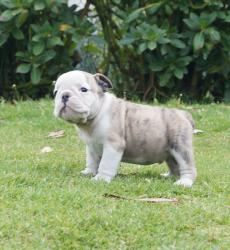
[58,103,88,119]
[59,105,67,116]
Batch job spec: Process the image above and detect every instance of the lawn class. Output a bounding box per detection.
[0,99,229,249]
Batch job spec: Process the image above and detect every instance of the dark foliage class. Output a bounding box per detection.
[0,0,94,99]
[92,0,230,102]
[0,0,230,102]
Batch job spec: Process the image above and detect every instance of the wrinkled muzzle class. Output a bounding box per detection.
[54,95,90,124]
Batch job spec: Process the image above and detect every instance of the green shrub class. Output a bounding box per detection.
[1,0,230,102]
[92,0,230,102]
[0,0,94,99]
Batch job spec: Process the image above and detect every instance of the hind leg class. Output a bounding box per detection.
[161,156,180,178]
[163,110,197,187]
[169,145,197,187]
[169,129,197,187]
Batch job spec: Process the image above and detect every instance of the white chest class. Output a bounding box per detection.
[80,132,103,157]
[76,93,113,156]
[77,117,109,156]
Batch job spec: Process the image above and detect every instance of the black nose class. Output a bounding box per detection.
[62,94,69,104]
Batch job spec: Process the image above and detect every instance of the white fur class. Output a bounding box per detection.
[54,71,99,123]
[79,93,119,182]
[170,149,194,187]
[54,70,196,187]
[174,178,193,188]
[80,146,100,175]
[92,145,123,182]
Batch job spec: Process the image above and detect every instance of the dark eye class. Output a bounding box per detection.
[80,87,88,92]
[53,90,58,97]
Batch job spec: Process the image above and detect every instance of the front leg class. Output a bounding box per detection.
[92,145,123,183]
[81,146,100,176]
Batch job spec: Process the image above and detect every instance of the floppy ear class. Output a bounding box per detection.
[93,73,113,92]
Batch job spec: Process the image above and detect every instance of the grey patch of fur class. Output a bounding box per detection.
[54,70,197,186]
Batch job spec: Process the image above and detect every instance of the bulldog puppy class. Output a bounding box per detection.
[54,70,197,187]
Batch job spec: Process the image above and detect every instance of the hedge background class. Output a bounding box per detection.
[0,0,230,102]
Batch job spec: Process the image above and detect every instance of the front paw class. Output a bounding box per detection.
[92,173,113,183]
[81,168,97,176]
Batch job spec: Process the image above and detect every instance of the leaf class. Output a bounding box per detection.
[138,43,147,54]
[30,24,40,32]
[31,66,41,84]
[84,44,101,54]
[41,146,53,153]
[147,41,157,50]
[222,13,230,23]
[158,37,170,44]
[126,2,162,23]
[0,10,14,22]
[34,1,45,11]
[47,37,64,47]
[32,34,41,42]
[39,50,56,63]
[119,36,136,46]
[149,61,164,72]
[15,9,28,28]
[183,13,200,30]
[51,5,58,14]
[209,30,220,42]
[12,29,24,40]
[15,51,25,57]
[1,0,15,8]
[48,130,65,138]
[32,42,45,55]
[126,9,142,23]
[16,63,31,73]
[159,72,171,87]
[174,69,184,79]
[170,39,186,49]
[177,56,192,66]
[193,32,205,51]
[200,12,216,26]
[104,194,178,203]
[0,9,21,22]
[59,23,72,32]
[0,33,9,46]
[206,28,220,42]
[165,4,172,15]
[16,51,30,61]
[160,44,168,55]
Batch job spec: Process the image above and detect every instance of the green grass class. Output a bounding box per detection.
[0,99,229,250]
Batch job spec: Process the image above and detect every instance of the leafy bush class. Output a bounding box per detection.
[92,0,230,102]
[1,0,230,102]
[0,0,94,99]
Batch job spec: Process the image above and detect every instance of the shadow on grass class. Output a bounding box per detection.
[117,170,177,182]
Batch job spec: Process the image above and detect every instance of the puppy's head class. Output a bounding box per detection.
[53,70,112,124]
